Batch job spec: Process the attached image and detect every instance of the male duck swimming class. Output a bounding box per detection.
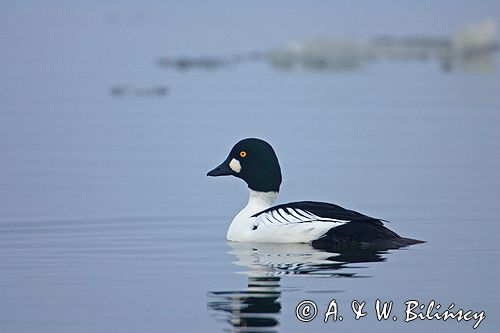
[207,138,423,249]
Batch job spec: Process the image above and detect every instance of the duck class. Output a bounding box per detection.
[207,138,424,249]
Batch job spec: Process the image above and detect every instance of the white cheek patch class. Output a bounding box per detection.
[229,158,242,173]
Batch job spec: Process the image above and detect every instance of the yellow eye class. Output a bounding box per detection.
[239,151,247,158]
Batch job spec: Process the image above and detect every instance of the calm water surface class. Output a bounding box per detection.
[1,3,499,333]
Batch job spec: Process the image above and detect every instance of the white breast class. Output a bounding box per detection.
[226,190,345,243]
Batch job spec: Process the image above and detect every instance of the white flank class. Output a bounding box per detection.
[226,189,345,243]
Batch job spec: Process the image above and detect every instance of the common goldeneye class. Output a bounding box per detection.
[207,138,423,249]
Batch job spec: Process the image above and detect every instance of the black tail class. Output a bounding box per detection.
[311,222,424,250]
[364,237,425,249]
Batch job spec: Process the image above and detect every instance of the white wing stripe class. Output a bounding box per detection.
[266,212,281,224]
[287,208,303,220]
[290,208,310,220]
[296,209,318,220]
[276,208,300,223]
[319,217,349,223]
[257,206,351,225]
[287,208,311,222]
[277,208,295,223]
[272,210,288,223]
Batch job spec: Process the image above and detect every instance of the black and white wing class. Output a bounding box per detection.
[252,201,422,248]
[252,201,385,226]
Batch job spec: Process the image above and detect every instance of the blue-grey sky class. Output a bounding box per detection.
[1,0,499,56]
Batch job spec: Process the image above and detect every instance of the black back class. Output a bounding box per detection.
[253,201,384,225]
[253,201,424,249]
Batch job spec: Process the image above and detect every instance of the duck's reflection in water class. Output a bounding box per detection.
[208,242,389,332]
[209,276,281,332]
